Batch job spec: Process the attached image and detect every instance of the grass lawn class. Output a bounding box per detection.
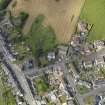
[0,0,4,4]
[80,0,105,41]
[59,95,67,104]
[76,84,90,94]
[47,102,56,105]
[38,56,49,67]
[6,92,16,105]
[100,68,105,76]
[84,96,95,105]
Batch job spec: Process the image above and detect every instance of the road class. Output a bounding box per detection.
[0,33,36,105]
[6,61,36,105]
[23,62,65,76]
[82,85,105,99]
[63,63,85,105]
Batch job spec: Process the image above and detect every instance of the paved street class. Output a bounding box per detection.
[0,33,36,105]
[6,61,36,105]
[82,85,105,99]
[63,63,85,105]
[23,62,65,76]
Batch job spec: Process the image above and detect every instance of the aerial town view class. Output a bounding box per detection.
[0,0,105,105]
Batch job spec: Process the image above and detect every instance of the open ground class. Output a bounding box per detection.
[80,0,105,41]
[8,0,85,43]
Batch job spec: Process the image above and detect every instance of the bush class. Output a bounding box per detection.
[10,11,29,32]
[12,1,17,8]
[0,10,6,16]
[19,12,29,24]
[0,0,12,10]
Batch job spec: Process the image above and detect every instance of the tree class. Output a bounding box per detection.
[0,52,4,62]
[28,15,56,57]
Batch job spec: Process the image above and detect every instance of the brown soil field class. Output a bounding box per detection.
[8,0,85,43]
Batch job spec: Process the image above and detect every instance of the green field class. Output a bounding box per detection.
[80,0,105,41]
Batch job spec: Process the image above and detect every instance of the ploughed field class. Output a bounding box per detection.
[8,0,85,43]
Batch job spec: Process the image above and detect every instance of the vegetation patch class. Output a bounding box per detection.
[0,10,6,16]
[0,67,16,105]
[8,14,55,66]
[11,11,29,32]
[59,95,67,104]
[33,77,50,96]
[0,0,11,10]
[28,15,56,55]
[76,84,90,94]
[80,0,105,41]
[27,15,56,66]
[84,96,95,105]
